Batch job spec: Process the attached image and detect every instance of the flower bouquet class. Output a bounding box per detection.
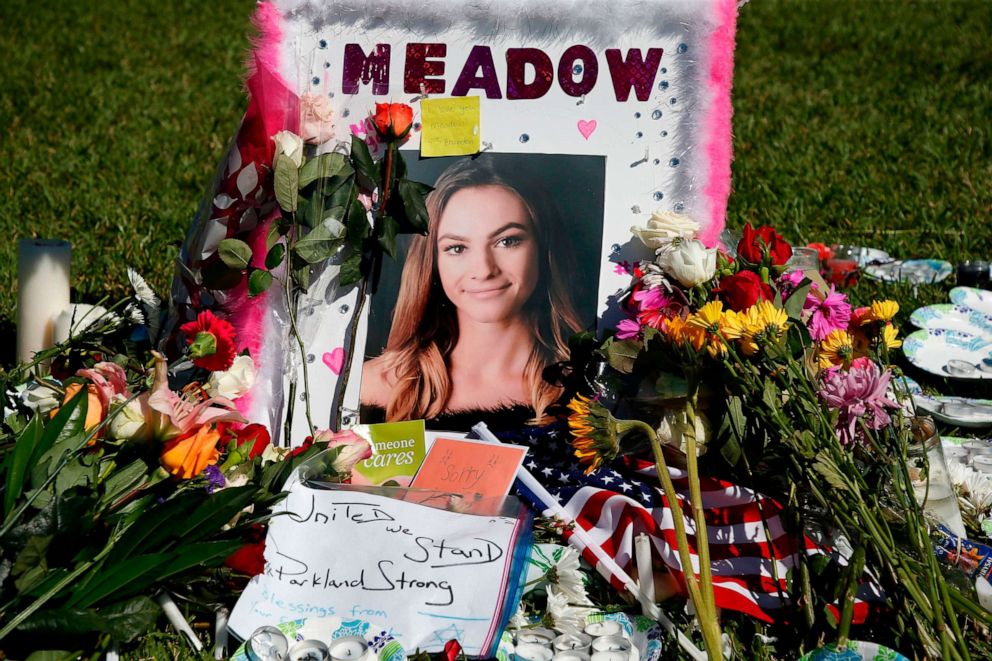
[560,213,992,658]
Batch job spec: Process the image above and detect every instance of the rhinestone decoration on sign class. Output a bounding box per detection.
[339,304,349,314]
[318,39,327,49]
[670,98,677,105]
[658,81,669,91]
[307,354,315,364]
[653,192,664,201]
[573,63,583,75]
[634,112,641,119]
[312,77,320,85]
[636,131,643,138]
[652,109,662,119]
[611,244,621,255]
[519,134,530,143]
[677,43,688,54]
[670,158,680,167]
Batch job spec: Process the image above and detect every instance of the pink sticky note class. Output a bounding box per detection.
[411,438,527,499]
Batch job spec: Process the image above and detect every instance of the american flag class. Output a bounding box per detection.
[487,422,876,625]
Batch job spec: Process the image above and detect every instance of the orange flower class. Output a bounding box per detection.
[160,424,222,479]
[372,103,414,140]
[57,383,104,437]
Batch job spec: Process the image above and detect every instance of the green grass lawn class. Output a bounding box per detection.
[0,0,990,367]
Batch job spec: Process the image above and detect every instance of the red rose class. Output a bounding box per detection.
[231,423,271,459]
[716,270,774,311]
[225,540,266,577]
[444,640,463,661]
[179,310,237,372]
[372,103,414,140]
[737,223,793,266]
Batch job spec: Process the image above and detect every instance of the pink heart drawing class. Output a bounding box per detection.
[577,119,597,140]
[322,347,345,375]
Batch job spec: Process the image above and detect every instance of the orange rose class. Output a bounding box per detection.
[371,103,413,140]
[53,383,104,441]
[160,424,222,479]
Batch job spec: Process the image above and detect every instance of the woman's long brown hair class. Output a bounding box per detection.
[379,156,583,423]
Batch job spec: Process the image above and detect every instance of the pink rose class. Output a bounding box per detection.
[300,93,335,144]
[314,428,374,474]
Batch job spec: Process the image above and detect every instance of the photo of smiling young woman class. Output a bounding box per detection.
[360,153,605,431]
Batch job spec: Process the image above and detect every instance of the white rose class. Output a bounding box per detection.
[206,355,256,400]
[108,395,149,441]
[272,130,304,169]
[657,239,717,287]
[20,380,61,414]
[657,408,711,455]
[630,211,700,250]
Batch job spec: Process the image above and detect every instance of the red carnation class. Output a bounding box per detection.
[231,423,271,459]
[444,640,463,661]
[372,103,414,141]
[180,310,237,372]
[716,270,774,311]
[737,223,793,266]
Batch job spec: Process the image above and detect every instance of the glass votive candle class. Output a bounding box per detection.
[824,258,859,287]
[957,261,992,288]
[515,643,554,661]
[973,455,992,474]
[786,247,820,272]
[944,446,970,464]
[965,440,992,457]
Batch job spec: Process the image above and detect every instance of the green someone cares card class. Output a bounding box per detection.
[351,420,426,487]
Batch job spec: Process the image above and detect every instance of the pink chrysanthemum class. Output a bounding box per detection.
[806,286,852,341]
[818,362,899,446]
[632,285,672,312]
[615,318,642,340]
[777,270,808,300]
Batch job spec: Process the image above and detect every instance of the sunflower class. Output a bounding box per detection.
[819,329,856,369]
[567,395,620,474]
[869,300,899,323]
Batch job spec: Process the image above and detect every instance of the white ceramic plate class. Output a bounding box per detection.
[910,304,992,339]
[913,395,992,427]
[950,287,992,316]
[864,259,953,284]
[232,617,406,661]
[903,328,992,379]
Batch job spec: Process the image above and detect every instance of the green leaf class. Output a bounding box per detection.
[339,252,364,287]
[217,238,253,270]
[201,258,243,290]
[25,651,81,661]
[265,243,286,269]
[71,553,171,608]
[295,213,347,264]
[98,459,149,510]
[299,152,352,188]
[26,390,89,493]
[248,269,273,297]
[19,607,105,637]
[293,263,312,291]
[654,372,688,400]
[4,413,44,517]
[13,535,52,591]
[122,541,243,599]
[346,196,371,251]
[350,135,378,182]
[378,215,400,257]
[604,337,641,374]
[266,222,283,252]
[396,178,432,233]
[100,596,161,642]
[784,279,812,320]
[273,155,299,211]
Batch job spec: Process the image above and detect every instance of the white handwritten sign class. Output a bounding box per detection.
[229,483,529,655]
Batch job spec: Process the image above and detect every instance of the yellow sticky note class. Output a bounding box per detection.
[420,96,480,157]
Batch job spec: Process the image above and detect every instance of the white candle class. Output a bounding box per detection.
[590,652,629,661]
[553,633,592,652]
[591,636,631,653]
[328,636,368,661]
[514,643,554,661]
[584,621,622,638]
[17,239,70,365]
[516,628,556,645]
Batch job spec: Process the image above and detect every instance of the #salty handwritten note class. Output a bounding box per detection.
[228,484,529,656]
[412,437,527,498]
[419,96,480,157]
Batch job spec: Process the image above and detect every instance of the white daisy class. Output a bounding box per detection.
[543,587,593,635]
[528,545,592,606]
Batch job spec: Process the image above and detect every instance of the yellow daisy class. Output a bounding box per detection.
[882,323,902,349]
[819,329,856,368]
[869,300,899,322]
[739,300,790,356]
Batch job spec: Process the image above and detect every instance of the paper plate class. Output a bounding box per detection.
[231,617,405,661]
[903,328,992,379]
[864,259,953,284]
[912,395,992,427]
[950,287,992,316]
[910,304,992,339]
[800,640,909,661]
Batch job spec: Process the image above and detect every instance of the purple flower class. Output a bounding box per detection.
[615,318,642,340]
[806,285,852,341]
[818,362,899,445]
[204,465,226,494]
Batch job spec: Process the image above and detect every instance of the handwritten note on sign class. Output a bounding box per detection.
[228,483,529,655]
[420,96,481,157]
[412,438,527,498]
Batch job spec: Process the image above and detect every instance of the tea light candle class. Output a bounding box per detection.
[515,643,555,661]
[328,636,368,661]
[553,633,592,652]
[965,441,992,457]
[590,652,629,661]
[973,455,992,474]
[246,625,288,661]
[591,636,631,654]
[944,446,969,464]
[288,639,331,661]
[516,628,556,646]
[584,621,622,638]
[17,239,70,365]
[552,652,590,661]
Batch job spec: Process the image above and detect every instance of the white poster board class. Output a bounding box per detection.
[229,483,530,655]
